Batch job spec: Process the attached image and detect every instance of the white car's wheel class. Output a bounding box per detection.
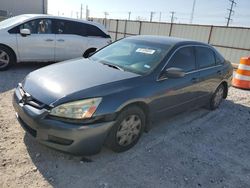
[0,46,15,71]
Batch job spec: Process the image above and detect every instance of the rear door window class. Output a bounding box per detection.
[166,46,196,72]
[55,20,87,37]
[195,47,216,68]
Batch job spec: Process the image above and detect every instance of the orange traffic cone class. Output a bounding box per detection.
[232,56,250,89]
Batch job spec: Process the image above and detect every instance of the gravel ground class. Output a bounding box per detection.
[0,63,250,188]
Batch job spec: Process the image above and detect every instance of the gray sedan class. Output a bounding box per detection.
[13,36,233,155]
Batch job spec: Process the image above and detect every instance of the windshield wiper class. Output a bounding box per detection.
[102,62,124,71]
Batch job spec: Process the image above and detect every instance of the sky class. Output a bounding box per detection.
[48,0,250,27]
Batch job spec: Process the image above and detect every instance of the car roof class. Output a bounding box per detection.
[127,35,209,47]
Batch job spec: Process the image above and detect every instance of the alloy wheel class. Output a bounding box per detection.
[116,115,142,146]
[214,87,224,107]
[0,50,10,69]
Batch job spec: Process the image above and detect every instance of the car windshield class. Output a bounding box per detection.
[0,15,31,29]
[90,38,171,75]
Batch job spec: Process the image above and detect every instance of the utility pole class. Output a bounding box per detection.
[159,12,162,22]
[128,12,131,20]
[104,12,109,27]
[80,4,83,19]
[150,11,156,22]
[226,0,236,26]
[170,11,176,24]
[42,0,45,14]
[86,5,89,20]
[104,12,109,19]
[190,0,196,24]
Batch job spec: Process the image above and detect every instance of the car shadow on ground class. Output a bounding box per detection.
[0,62,53,93]
[23,99,250,188]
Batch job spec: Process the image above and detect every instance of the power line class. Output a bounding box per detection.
[226,0,236,26]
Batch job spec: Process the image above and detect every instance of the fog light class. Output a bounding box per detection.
[48,135,73,145]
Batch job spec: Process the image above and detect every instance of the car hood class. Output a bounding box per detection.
[23,58,139,105]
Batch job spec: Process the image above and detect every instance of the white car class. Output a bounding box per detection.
[0,14,111,70]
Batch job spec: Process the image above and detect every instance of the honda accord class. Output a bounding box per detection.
[13,36,233,155]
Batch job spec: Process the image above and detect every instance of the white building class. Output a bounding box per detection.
[0,0,47,17]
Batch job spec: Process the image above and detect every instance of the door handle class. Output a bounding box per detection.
[45,39,54,42]
[57,39,65,42]
[191,78,199,83]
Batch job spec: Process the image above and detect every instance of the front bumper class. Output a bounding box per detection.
[13,88,115,155]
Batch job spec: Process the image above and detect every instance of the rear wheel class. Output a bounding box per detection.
[209,84,225,110]
[83,48,97,58]
[0,46,15,71]
[106,106,145,152]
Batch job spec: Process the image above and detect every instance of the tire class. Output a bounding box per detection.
[209,84,225,110]
[106,106,146,153]
[83,48,97,58]
[0,46,15,71]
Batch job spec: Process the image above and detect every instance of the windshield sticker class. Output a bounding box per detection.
[144,64,151,69]
[136,48,155,54]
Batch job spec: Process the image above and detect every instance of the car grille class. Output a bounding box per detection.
[18,86,47,110]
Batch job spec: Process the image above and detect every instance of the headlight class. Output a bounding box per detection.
[49,98,102,119]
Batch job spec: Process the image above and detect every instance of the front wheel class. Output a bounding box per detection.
[0,46,15,71]
[106,106,145,152]
[209,84,225,110]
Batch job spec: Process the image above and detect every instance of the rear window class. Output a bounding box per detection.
[87,24,109,38]
[214,50,225,64]
[195,47,216,68]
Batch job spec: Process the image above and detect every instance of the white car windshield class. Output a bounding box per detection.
[0,15,31,29]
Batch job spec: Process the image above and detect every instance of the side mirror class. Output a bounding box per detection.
[20,28,31,36]
[161,67,185,79]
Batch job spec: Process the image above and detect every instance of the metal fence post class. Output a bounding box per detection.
[115,19,119,40]
[169,23,173,36]
[124,19,127,37]
[139,21,142,35]
[208,25,213,44]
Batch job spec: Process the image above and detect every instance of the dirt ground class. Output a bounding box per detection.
[0,63,250,188]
